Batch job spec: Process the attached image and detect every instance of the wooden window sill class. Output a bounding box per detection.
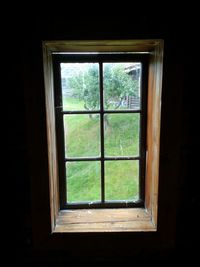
[54,208,156,233]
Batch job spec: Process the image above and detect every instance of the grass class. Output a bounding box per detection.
[63,97,139,203]
[63,97,85,110]
[104,114,139,156]
[67,161,101,202]
[64,114,100,157]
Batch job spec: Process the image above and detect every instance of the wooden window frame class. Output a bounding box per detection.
[53,53,148,210]
[43,40,164,233]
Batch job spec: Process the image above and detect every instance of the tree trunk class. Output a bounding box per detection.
[104,114,110,130]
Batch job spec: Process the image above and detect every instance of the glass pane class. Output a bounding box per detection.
[67,161,101,203]
[64,114,100,157]
[104,114,140,156]
[61,63,100,111]
[105,160,139,201]
[103,63,141,110]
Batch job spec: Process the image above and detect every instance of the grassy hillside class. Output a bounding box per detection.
[63,98,139,203]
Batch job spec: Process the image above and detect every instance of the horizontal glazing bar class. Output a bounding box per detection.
[103,110,141,113]
[104,156,140,160]
[65,156,141,161]
[65,157,101,161]
[62,110,100,114]
[62,110,141,114]
[65,200,144,209]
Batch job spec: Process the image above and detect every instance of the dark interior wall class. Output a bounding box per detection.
[13,9,199,265]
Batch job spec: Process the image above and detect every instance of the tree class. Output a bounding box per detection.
[68,63,139,113]
[103,63,139,110]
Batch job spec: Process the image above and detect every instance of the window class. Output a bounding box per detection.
[43,40,163,232]
[53,54,148,209]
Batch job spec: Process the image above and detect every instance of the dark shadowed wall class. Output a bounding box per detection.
[13,8,199,265]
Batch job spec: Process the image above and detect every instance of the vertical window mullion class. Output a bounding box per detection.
[99,62,105,203]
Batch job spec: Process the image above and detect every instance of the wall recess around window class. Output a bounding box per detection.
[43,39,164,233]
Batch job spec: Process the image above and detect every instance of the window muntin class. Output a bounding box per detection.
[53,54,148,209]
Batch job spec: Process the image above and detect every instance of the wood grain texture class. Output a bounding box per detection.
[43,40,161,53]
[42,39,163,233]
[55,208,155,232]
[43,44,60,231]
[145,40,164,227]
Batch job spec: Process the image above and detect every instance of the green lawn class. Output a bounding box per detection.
[63,97,139,203]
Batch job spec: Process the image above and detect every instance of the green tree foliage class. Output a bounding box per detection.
[103,63,138,109]
[68,63,139,111]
